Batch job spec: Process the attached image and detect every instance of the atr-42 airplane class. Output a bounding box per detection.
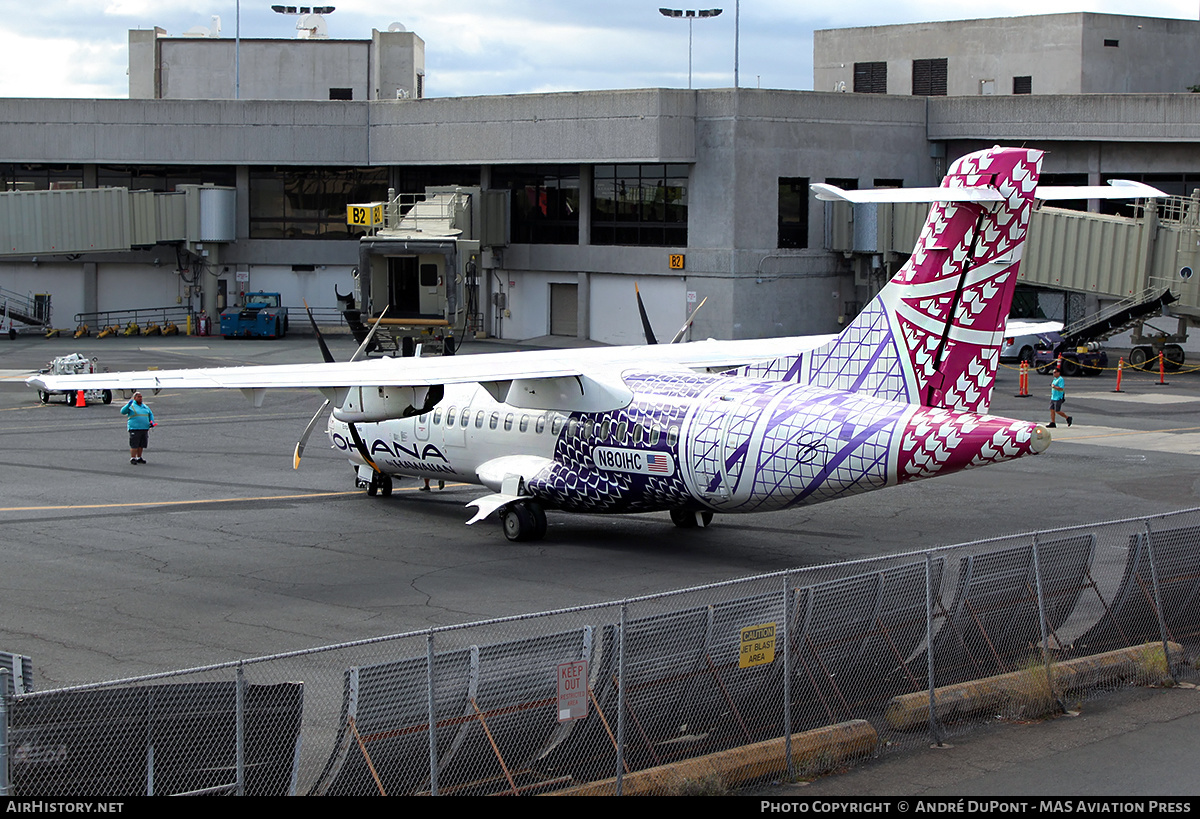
[30,147,1164,542]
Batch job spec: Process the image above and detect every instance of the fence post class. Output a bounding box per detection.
[0,669,9,796]
[426,632,439,796]
[236,662,246,796]
[782,574,794,780]
[925,552,943,746]
[616,601,628,796]
[1030,534,1067,714]
[1142,520,1178,684]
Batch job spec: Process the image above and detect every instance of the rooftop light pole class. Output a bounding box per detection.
[659,8,723,89]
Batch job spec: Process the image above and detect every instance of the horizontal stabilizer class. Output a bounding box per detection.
[811,183,1005,204]
[1036,180,1166,200]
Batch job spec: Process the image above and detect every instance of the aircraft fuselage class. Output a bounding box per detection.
[328,369,1046,516]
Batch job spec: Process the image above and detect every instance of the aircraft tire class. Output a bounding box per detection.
[529,503,547,540]
[671,509,715,529]
[501,502,539,542]
[367,480,378,496]
[379,476,393,497]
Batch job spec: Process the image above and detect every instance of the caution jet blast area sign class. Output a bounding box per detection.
[740,623,776,669]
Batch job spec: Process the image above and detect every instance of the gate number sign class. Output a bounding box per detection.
[347,203,384,227]
[669,254,685,270]
[557,660,588,722]
[739,623,776,668]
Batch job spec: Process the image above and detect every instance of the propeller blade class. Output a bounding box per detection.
[669,296,708,344]
[293,398,331,469]
[303,300,335,364]
[350,306,390,361]
[635,283,658,345]
[346,421,380,473]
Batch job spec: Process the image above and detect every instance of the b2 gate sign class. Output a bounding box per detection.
[347,203,384,227]
[739,623,776,669]
[557,660,588,722]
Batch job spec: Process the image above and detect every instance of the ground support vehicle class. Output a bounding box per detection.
[220,292,289,339]
[1034,343,1109,376]
[35,353,112,405]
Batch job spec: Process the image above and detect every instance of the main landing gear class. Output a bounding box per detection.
[364,473,393,497]
[670,509,714,529]
[500,500,548,542]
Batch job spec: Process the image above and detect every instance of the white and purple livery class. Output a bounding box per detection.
[29,147,1163,541]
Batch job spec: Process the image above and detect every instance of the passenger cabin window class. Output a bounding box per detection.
[519,415,530,433]
[536,416,546,434]
[433,408,442,425]
[553,416,566,435]
[667,426,678,448]
[476,410,485,428]
[504,413,515,431]
[489,412,499,430]
[446,408,457,427]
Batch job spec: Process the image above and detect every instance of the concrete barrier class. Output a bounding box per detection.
[884,642,1183,731]
[547,719,878,796]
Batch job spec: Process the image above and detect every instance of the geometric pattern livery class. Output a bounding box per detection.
[740,147,1042,418]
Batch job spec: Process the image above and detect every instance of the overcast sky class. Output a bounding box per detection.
[1,1,1195,99]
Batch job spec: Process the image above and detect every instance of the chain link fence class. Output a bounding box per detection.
[4,508,1199,796]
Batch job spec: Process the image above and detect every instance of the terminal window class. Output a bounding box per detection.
[1,164,83,191]
[778,178,809,249]
[491,165,580,245]
[592,164,688,247]
[1013,76,1032,95]
[912,58,948,96]
[249,166,389,239]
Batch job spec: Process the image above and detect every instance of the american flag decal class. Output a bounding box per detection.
[646,453,670,474]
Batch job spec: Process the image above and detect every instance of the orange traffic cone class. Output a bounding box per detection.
[76,390,86,407]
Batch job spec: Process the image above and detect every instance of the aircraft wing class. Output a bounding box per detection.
[24,334,838,395]
[1002,319,1064,336]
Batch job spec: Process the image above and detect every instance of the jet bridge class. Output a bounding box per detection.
[828,193,1200,364]
[349,186,506,355]
[0,185,236,325]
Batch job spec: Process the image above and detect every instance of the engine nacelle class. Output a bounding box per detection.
[332,384,441,423]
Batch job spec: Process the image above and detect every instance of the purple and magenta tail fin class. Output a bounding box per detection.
[742,146,1043,415]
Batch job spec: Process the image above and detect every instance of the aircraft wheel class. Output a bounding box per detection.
[379,475,393,497]
[529,503,547,540]
[367,479,378,496]
[501,501,543,542]
[670,509,714,529]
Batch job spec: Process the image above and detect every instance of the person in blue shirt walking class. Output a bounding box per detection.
[121,391,155,464]
[1048,366,1072,429]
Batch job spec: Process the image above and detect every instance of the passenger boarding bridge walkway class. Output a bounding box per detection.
[830,193,1200,361]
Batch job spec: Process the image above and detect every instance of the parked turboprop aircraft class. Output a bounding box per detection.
[29,147,1164,541]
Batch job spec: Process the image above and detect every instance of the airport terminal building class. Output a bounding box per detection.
[2,12,1200,344]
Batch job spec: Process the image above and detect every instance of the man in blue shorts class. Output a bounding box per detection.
[1048,366,1072,429]
[121,391,155,464]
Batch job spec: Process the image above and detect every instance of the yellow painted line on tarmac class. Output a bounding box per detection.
[0,483,471,513]
[0,490,360,513]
